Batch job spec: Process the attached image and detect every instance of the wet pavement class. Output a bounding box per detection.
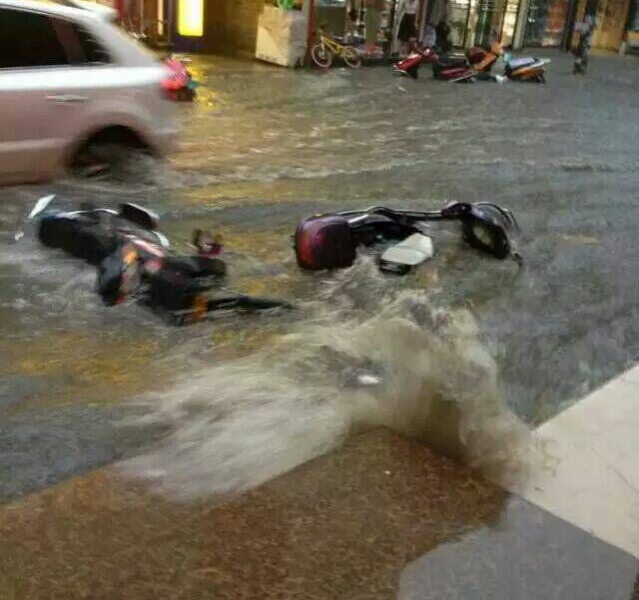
[2,428,638,600]
[1,49,639,598]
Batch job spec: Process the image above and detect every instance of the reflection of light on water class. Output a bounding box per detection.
[122,259,537,501]
[1,331,165,407]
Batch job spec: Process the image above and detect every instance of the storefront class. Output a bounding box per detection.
[627,0,639,49]
[590,0,631,49]
[522,0,571,46]
[568,0,633,50]
[424,0,523,49]
[313,0,427,58]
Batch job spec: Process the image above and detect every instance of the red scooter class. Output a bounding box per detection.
[393,46,438,79]
[393,42,502,81]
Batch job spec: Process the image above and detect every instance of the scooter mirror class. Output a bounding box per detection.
[460,203,519,260]
[28,195,56,220]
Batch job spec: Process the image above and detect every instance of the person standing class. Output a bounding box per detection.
[435,18,451,53]
[365,0,386,56]
[398,0,419,55]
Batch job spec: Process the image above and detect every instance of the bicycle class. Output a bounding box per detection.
[311,28,362,69]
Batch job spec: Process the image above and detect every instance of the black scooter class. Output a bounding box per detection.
[23,196,291,325]
[293,201,522,274]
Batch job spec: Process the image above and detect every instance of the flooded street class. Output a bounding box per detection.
[1,51,639,503]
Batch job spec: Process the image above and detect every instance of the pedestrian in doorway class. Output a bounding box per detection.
[398,0,419,56]
[365,0,385,57]
[573,13,595,74]
[435,18,451,53]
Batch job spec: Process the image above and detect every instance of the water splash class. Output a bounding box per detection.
[121,259,534,500]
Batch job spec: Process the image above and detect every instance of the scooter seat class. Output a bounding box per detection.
[508,57,537,69]
[435,54,468,68]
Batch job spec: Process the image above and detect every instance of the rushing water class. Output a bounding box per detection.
[1,52,638,501]
[121,260,533,500]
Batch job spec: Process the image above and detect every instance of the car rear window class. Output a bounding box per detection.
[0,9,69,68]
[0,8,111,69]
[52,19,112,64]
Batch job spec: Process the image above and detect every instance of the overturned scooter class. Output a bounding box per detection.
[394,41,549,83]
[24,196,292,325]
[293,201,522,274]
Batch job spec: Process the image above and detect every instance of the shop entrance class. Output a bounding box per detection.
[474,0,505,47]
[591,0,630,49]
[315,0,436,58]
[314,0,400,58]
[522,0,571,45]
[569,0,631,51]
[432,0,521,49]
[313,0,523,53]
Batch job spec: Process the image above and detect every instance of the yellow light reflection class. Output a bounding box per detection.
[178,0,203,37]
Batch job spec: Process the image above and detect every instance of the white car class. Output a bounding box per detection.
[0,0,178,184]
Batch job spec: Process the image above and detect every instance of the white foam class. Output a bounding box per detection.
[121,260,532,501]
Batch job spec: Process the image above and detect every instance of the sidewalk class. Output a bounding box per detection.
[506,364,639,559]
[2,405,639,599]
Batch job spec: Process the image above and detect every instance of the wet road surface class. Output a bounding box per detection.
[1,50,639,502]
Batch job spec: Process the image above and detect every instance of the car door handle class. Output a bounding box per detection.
[46,94,88,104]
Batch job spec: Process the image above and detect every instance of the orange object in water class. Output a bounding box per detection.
[187,295,207,323]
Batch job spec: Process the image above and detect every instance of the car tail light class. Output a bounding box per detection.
[160,75,181,98]
[159,62,185,98]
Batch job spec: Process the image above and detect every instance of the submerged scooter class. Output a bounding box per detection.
[293,201,521,274]
[22,197,291,325]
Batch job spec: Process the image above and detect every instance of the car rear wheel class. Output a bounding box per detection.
[70,128,151,181]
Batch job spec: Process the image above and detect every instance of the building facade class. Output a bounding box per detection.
[114,0,637,56]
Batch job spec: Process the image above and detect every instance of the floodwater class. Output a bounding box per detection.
[1,51,638,501]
